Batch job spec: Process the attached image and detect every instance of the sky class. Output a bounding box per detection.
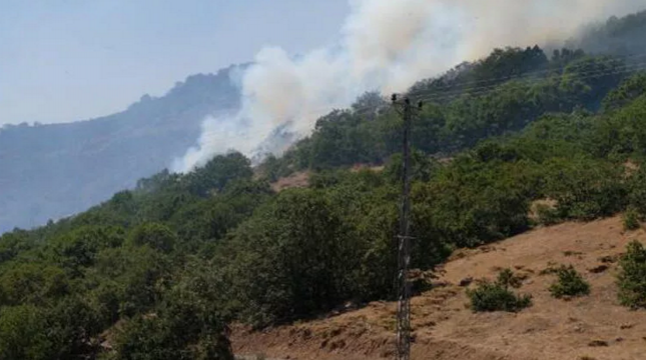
[0,0,349,125]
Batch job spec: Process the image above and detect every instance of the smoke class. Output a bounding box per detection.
[172,0,644,173]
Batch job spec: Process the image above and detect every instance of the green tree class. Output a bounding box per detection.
[113,267,233,360]
[0,305,50,360]
[49,225,125,277]
[602,73,645,111]
[0,262,69,306]
[225,189,357,326]
[543,157,627,220]
[127,222,177,253]
[43,296,103,360]
[86,246,171,318]
[185,152,254,196]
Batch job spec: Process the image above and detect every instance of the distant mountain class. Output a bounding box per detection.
[0,65,244,232]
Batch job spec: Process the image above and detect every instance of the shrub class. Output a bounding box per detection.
[625,162,645,219]
[549,265,590,298]
[467,269,532,312]
[622,208,640,231]
[617,240,645,309]
[533,202,561,226]
[497,268,523,289]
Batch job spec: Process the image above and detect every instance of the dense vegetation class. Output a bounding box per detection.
[266,46,643,175]
[0,40,645,358]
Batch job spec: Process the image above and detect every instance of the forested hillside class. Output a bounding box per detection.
[568,10,646,56]
[266,48,644,174]
[0,33,645,359]
[0,11,645,234]
[0,65,243,233]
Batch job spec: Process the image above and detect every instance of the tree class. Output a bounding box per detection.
[86,246,171,318]
[543,157,627,220]
[0,263,69,306]
[602,73,645,111]
[0,305,50,360]
[112,265,233,360]
[225,189,357,326]
[49,225,125,277]
[127,222,177,253]
[43,296,103,359]
[185,152,253,197]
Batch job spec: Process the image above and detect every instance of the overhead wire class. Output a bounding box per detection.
[407,52,646,98]
[413,61,646,103]
[183,60,646,155]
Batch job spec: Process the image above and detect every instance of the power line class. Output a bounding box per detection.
[413,62,646,103]
[413,65,646,104]
[407,52,646,98]
[188,58,646,150]
[184,63,645,155]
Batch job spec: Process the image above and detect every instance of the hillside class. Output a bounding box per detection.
[0,11,645,360]
[0,10,645,234]
[0,70,644,359]
[0,65,243,233]
[231,216,646,360]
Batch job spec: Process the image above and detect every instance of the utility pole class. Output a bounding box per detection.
[391,94,422,360]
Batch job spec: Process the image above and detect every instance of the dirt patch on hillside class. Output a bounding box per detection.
[351,164,384,173]
[231,216,646,360]
[271,171,310,192]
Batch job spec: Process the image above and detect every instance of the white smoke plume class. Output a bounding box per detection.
[172,0,644,173]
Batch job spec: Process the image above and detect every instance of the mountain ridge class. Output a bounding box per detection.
[0,65,244,232]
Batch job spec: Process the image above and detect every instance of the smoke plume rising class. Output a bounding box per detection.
[172,0,644,173]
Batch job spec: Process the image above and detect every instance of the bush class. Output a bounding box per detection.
[467,269,532,312]
[497,268,522,289]
[617,240,645,309]
[533,202,561,226]
[549,265,590,298]
[623,208,641,231]
[625,162,645,219]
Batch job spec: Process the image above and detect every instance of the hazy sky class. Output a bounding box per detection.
[0,0,349,125]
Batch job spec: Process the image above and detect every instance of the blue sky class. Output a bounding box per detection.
[0,0,349,125]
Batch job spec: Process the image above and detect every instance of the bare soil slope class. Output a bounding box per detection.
[232,216,646,360]
[270,171,310,192]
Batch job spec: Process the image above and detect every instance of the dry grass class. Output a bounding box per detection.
[270,171,310,192]
[232,216,646,360]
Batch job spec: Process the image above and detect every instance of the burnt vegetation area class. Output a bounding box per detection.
[0,12,646,360]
